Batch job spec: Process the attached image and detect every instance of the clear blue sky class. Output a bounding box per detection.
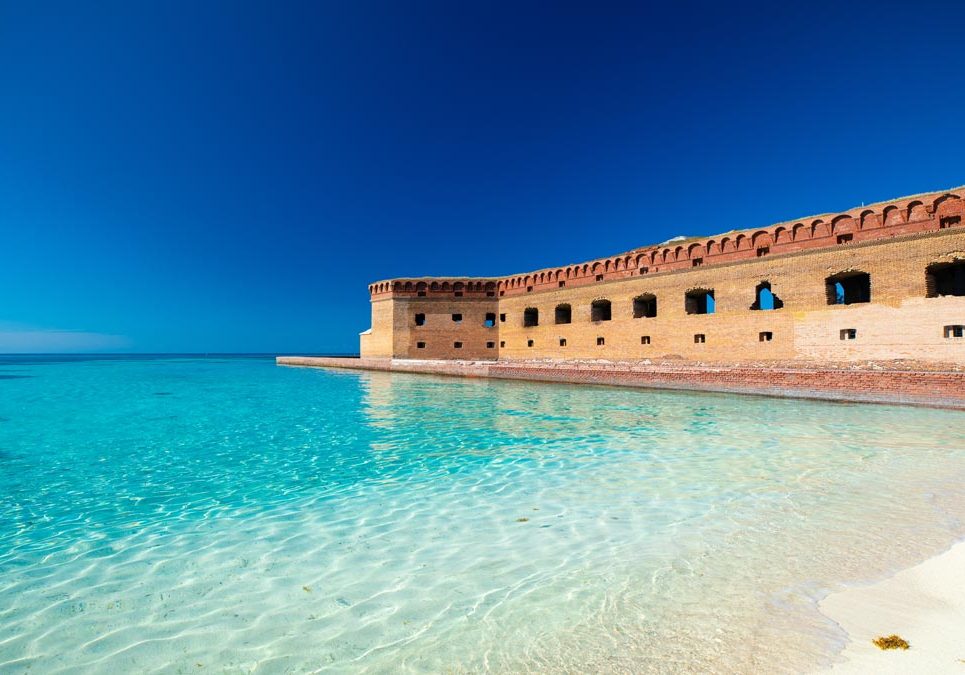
[2,1,963,353]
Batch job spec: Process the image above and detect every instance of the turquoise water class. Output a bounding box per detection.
[1,356,964,673]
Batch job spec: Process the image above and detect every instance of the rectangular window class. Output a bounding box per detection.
[527,339,534,347]
[527,286,533,292]
[484,312,496,327]
[500,341,505,348]
[596,274,604,281]
[759,331,773,342]
[940,216,961,229]
[694,334,706,344]
[641,336,650,345]
[836,233,853,244]
[559,280,566,287]
[453,341,462,349]
[559,338,566,347]
[500,291,505,296]
[692,258,703,267]
[840,328,857,340]
[486,341,495,348]
[757,247,769,257]
[500,313,506,322]
[452,313,462,323]
[414,313,426,326]
[639,267,649,274]
[596,337,605,346]
[417,342,426,349]
[944,325,965,338]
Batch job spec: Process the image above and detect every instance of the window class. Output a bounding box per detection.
[414,313,426,326]
[826,272,870,305]
[527,286,533,292]
[840,329,857,340]
[527,339,534,347]
[685,289,715,315]
[559,338,567,347]
[559,280,566,288]
[940,216,961,229]
[555,304,572,324]
[500,291,505,296]
[694,334,706,344]
[484,312,496,327]
[836,233,853,244]
[486,291,495,297]
[759,331,773,342]
[639,267,649,274]
[944,325,964,338]
[454,341,462,349]
[500,341,505,348]
[500,313,507,322]
[641,335,650,345]
[417,342,426,349]
[596,337,605,346]
[454,291,463,297]
[751,282,783,310]
[596,274,604,282]
[692,258,703,267]
[523,307,539,327]
[486,341,496,348]
[757,247,769,257]
[452,313,463,323]
[926,261,965,297]
[591,299,612,321]
[633,294,657,318]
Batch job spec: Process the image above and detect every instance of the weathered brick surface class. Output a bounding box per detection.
[276,356,965,409]
[360,187,965,366]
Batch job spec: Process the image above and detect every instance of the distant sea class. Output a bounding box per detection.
[1,354,963,672]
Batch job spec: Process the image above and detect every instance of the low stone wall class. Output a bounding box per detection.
[275,356,965,409]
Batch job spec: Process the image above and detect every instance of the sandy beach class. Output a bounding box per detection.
[820,540,965,673]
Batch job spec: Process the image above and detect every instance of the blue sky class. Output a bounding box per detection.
[2,1,963,353]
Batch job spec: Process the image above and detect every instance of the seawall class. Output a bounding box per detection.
[275,356,965,410]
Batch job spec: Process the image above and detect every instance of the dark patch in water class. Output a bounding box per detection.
[0,417,9,422]
[153,392,173,396]
[0,375,33,380]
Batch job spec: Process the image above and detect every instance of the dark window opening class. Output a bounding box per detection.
[836,233,853,245]
[694,334,706,344]
[759,331,773,342]
[559,280,566,288]
[826,272,870,305]
[486,341,496,348]
[559,338,567,347]
[757,247,769,257]
[639,267,649,275]
[414,313,426,326]
[527,286,533,292]
[926,261,965,297]
[596,337,605,346]
[416,342,426,349]
[500,313,506,322]
[591,299,612,322]
[527,339,534,347]
[452,313,463,323]
[500,341,505,348]
[940,216,961,229]
[484,312,496,327]
[692,258,703,267]
[685,289,716,315]
[454,291,463,297]
[418,291,426,297]
[641,335,650,345]
[454,341,462,349]
[751,282,784,310]
[596,274,604,282]
[523,307,539,327]
[633,294,657,318]
[500,291,505,296]
[840,329,857,340]
[486,291,495,297]
[944,325,964,338]
[555,304,572,324]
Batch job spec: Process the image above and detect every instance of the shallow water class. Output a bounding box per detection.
[0,356,963,673]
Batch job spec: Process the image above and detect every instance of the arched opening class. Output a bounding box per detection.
[750,282,783,310]
[590,299,611,322]
[685,288,715,315]
[633,294,657,318]
[523,307,539,327]
[554,304,572,324]
[926,261,965,297]
[825,271,871,305]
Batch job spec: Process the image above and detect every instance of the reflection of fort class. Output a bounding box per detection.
[361,187,965,365]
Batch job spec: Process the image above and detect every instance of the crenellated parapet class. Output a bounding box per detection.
[369,187,964,300]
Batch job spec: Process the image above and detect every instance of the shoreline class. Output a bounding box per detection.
[818,539,965,673]
[275,356,965,410]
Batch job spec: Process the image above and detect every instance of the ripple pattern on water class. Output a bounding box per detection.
[0,357,964,673]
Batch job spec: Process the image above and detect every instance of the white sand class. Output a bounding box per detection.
[819,540,965,673]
